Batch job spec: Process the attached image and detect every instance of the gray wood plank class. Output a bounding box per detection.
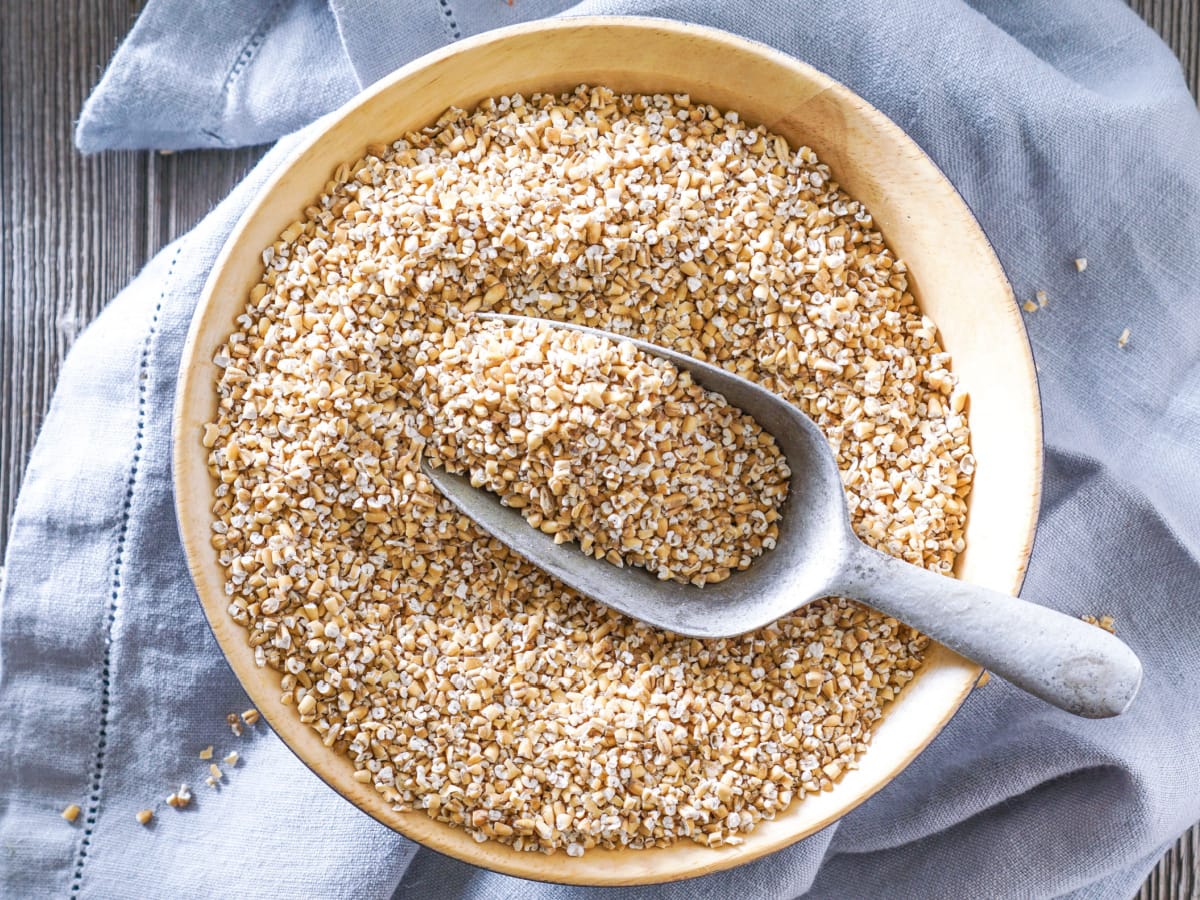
[0,0,1196,897]
[1,0,146,552]
[0,0,264,553]
[1137,827,1200,900]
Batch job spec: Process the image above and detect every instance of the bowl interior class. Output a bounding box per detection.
[174,17,1041,885]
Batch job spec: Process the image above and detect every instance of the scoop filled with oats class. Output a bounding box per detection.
[422,315,1141,721]
[420,316,791,586]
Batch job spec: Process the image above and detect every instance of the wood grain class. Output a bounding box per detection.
[1139,827,1200,900]
[0,0,264,553]
[0,0,1195,896]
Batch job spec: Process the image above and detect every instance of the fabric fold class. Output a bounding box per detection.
[76,0,358,152]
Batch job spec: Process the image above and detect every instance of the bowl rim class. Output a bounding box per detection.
[172,14,1043,885]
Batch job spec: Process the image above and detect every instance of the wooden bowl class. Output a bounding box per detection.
[174,17,1041,885]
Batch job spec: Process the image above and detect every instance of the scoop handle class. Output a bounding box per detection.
[832,542,1142,718]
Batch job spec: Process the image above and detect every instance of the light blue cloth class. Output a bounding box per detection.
[3,1,1199,897]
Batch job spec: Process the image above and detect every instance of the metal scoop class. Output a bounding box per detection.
[421,314,1142,718]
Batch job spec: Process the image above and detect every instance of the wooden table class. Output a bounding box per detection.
[1,2,1196,896]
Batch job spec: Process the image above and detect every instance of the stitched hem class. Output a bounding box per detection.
[437,0,462,41]
[202,0,290,147]
[68,244,183,894]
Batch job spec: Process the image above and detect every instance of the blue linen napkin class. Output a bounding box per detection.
[4,1,1199,897]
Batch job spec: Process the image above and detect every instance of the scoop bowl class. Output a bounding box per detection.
[423,315,1142,719]
[176,16,1051,884]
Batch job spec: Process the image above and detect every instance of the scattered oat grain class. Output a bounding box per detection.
[1083,614,1116,634]
[166,784,193,809]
